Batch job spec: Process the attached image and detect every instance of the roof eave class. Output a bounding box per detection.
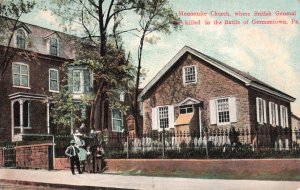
[247,82,296,102]
[138,46,296,103]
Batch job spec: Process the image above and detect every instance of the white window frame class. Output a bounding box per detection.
[269,102,279,126]
[49,37,59,56]
[120,92,125,102]
[12,62,30,89]
[158,106,169,129]
[16,29,26,49]
[179,105,194,114]
[72,70,84,93]
[256,97,267,124]
[216,98,230,125]
[112,109,123,132]
[210,96,237,125]
[13,100,31,129]
[152,105,175,131]
[280,105,289,128]
[183,65,197,85]
[49,69,59,93]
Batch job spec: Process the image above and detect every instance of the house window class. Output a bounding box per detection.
[68,67,92,95]
[209,97,236,125]
[179,105,193,114]
[12,63,29,88]
[13,101,20,127]
[217,98,230,124]
[49,69,59,92]
[152,105,174,130]
[50,37,59,56]
[120,92,125,102]
[112,109,123,132]
[16,29,26,49]
[269,102,278,126]
[256,98,267,124]
[13,100,30,128]
[280,105,288,128]
[73,70,83,93]
[183,65,197,84]
[158,106,169,129]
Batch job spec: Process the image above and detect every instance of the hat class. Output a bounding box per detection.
[70,140,76,144]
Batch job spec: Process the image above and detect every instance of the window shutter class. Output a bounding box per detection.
[280,105,283,127]
[83,69,91,93]
[285,107,289,128]
[229,97,237,123]
[194,66,198,83]
[151,107,158,130]
[269,102,272,125]
[263,100,267,123]
[67,67,73,93]
[275,104,279,126]
[209,99,216,124]
[168,105,175,128]
[182,67,186,84]
[256,97,260,123]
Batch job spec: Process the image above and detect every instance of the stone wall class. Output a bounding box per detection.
[107,159,300,178]
[55,158,300,179]
[16,143,53,170]
[0,148,3,167]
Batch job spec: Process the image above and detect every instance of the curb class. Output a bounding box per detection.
[0,179,136,190]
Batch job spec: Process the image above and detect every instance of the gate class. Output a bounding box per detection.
[3,145,16,167]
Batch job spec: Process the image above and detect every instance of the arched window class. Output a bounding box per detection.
[23,100,29,127]
[50,37,59,56]
[13,101,20,127]
[16,29,26,49]
[13,100,30,128]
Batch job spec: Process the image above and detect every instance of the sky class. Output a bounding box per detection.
[20,0,300,116]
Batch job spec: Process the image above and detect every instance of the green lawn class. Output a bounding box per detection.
[112,170,300,181]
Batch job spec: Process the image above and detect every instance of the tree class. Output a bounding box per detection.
[49,39,136,133]
[0,0,35,78]
[50,0,180,136]
[50,0,144,131]
[129,0,181,135]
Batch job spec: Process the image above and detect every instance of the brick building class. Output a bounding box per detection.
[0,19,126,143]
[0,19,77,142]
[138,46,296,147]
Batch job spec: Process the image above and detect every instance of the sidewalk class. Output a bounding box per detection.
[0,168,299,190]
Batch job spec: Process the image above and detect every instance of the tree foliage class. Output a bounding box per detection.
[49,0,180,135]
[129,0,181,135]
[49,42,136,131]
[0,0,35,77]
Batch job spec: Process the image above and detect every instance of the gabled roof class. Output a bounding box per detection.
[176,97,202,107]
[43,31,61,39]
[15,23,32,34]
[292,113,300,121]
[138,46,296,102]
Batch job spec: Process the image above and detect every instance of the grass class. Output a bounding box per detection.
[111,170,300,181]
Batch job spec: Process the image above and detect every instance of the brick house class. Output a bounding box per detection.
[138,46,295,148]
[0,19,126,142]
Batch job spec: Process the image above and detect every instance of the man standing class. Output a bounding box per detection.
[65,140,82,175]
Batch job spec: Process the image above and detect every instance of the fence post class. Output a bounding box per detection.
[205,130,209,159]
[162,130,165,158]
[126,135,129,159]
[52,135,55,170]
